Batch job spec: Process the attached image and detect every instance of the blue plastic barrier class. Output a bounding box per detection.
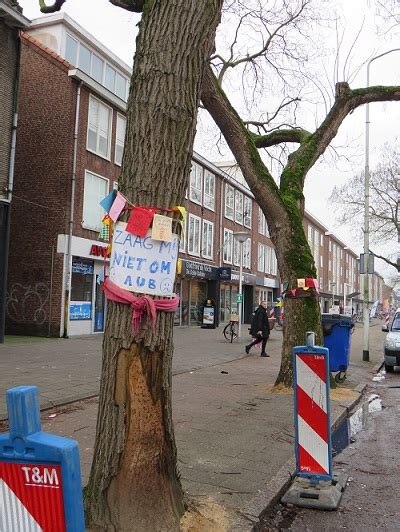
[0,386,85,531]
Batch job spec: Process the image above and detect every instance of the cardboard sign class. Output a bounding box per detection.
[109,222,179,296]
[151,214,172,242]
[126,207,154,237]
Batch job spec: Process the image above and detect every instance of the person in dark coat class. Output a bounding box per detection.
[245,301,270,357]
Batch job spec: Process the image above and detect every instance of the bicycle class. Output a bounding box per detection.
[223,317,238,343]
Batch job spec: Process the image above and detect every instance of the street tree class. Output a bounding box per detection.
[200,0,400,386]
[330,142,400,272]
[39,0,223,530]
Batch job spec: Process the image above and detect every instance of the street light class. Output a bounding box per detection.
[363,48,400,361]
[233,231,250,339]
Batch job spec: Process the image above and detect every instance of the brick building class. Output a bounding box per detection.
[0,0,29,342]
[6,12,384,337]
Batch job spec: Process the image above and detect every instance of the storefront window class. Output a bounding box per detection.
[70,259,94,320]
[190,280,207,326]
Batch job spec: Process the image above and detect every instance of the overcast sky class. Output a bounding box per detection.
[19,0,400,281]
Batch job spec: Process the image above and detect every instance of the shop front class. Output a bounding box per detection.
[57,235,108,336]
[175,260,223,327]
[220,271,256,324]
[255,276,280,310]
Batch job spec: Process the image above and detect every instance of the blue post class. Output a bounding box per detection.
[0,386,85,531]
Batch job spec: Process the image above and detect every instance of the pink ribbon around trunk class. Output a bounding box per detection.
[103,278,180,333]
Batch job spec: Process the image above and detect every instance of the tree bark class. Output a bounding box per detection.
[85,2,222,530]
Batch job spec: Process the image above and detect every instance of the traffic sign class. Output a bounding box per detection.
[236,294,243,303]
[0,386,85,532]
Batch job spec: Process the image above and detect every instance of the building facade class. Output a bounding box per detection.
[0,0,29,342]
[6,13,386,337]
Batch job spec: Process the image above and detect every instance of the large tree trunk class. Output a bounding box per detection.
[85,2,222,530]
[269,200,322,387]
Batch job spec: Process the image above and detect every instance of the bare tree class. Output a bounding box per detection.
[330,142,400,272]
[39,0,223,530]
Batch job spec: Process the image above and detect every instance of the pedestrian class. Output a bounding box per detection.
[245,301,270,357]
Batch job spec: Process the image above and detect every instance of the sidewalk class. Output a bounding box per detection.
[0,322,385,529]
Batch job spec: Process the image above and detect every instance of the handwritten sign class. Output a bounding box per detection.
[151,214,172,242]
[126,207,154,237]
[109,222,179,296]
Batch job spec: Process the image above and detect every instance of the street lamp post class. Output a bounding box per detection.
[233,231,250,340]
[363,48,400,361]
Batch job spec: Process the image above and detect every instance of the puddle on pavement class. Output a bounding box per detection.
[332,393,383,456]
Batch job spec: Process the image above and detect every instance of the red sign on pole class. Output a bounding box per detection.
[0,462,66,531]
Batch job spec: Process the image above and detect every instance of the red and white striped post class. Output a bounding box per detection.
[293,331,332,480]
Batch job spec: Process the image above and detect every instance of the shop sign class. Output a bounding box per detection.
[263,277,279,288]
[182,260,218,279]
[90,244,110,258]
[231,271,256,285]
[72,260,94,275]
[70,302,92,320]
[110,222,179,296]
[217,267,231,280]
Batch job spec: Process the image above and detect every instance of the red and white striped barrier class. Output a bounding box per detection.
[293,343,332,479]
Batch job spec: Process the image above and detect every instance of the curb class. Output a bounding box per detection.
[243,363,381,529]
[0,393,99,423]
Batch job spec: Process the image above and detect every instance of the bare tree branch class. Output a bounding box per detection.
[252,128,311,148]
[39,0,143,13]
[370,250,400,272]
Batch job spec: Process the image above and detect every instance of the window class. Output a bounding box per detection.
[243,238,251,269]
[265,246,272,274]
[329,240,332,252]
[83,171,109,230]
[104,64,116,92]
[78,43,91,74]
[188,214,201,256]
[179,220,186,252]
[320,233,324,246]
[320,255,323,267]
[258,243,265,272]
[91,53,104,84]
[244,196,252,228]
[65,34,78,64]
[225,184,234,219]
[64,35,129,102]
[189,163,202,204]
[203,170,215,210]
[223,228,233,263]
[87,96,112,159]
[202,220,213,259]
[271,250,277,275]
[115,72,127,100]
[258,207,265,234]
[235,190,243,224]
[115,114,126,166]
[113,181,118,190]
[308,225,313,243]
[233,238,240,266]
[71,259,94,318]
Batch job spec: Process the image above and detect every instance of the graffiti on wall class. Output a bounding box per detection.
[6,283,50,324]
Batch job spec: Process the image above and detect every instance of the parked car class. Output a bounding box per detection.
[382,309,400,373]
